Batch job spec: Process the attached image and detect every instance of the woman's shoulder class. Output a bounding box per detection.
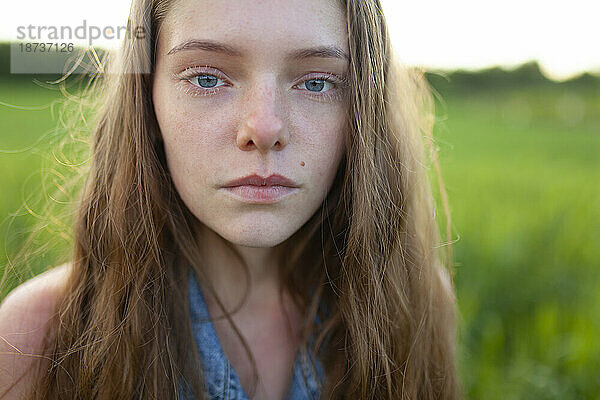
[0,262,72,324]
[0,262,72,399]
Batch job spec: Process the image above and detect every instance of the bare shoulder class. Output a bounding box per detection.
[0,262,73,399]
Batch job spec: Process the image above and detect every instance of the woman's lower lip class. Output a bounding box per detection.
[221,185,299,203]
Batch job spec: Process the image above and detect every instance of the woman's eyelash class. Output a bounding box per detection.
[172,67,348,101]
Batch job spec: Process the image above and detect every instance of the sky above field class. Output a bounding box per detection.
[1,0,598,81]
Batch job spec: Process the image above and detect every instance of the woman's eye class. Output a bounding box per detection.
[300,78,334,93]
[178,70,341,99]
[188,74,226,89]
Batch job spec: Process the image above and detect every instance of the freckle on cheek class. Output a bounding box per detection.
[300,161,305,167]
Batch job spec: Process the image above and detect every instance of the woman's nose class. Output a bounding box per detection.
[237,84,289,153]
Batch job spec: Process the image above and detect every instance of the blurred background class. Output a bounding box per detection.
[0,1,599,399]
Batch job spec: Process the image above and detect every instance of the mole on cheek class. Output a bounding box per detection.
[300,161,305,167]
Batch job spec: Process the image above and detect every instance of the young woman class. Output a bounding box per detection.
[0,0,460,399]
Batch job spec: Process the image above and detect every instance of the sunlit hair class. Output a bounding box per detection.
[6,0,460,398]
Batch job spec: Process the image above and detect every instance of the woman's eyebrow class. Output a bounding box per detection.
[167,39,350,62]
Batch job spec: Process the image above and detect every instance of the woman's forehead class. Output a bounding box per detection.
[159,0,349,59]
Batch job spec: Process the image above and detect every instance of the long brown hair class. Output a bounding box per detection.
[6,0,460,398]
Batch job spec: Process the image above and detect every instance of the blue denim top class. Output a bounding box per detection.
[181,271,327,400]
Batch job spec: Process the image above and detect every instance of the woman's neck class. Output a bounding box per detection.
[197,225,285,313]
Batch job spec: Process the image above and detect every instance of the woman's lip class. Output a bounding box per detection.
[222,173,299,188]
[221,185,299,204]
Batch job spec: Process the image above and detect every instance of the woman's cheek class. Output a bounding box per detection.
[299,105,346,159]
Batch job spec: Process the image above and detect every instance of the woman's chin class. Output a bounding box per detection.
[208,222,298,249]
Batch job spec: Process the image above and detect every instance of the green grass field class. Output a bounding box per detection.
[431,83,600,399]
[1,71,598,399]
[0,78,72,285]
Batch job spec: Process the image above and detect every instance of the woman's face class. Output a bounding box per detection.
[152,0,349,248]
